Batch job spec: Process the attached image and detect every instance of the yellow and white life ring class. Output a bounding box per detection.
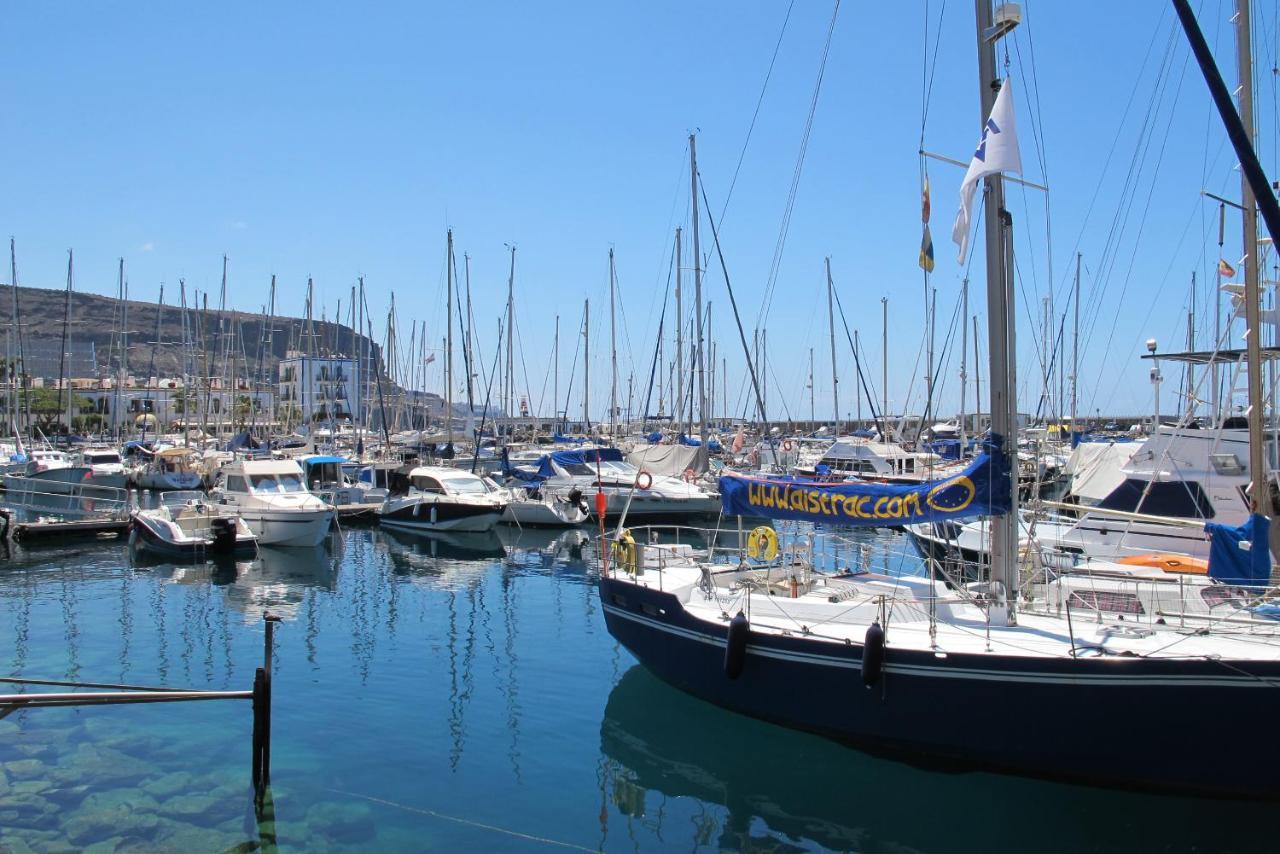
[610,529,638,574]
[745,526,779,562]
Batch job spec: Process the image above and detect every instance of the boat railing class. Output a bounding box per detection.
[0,477,131,521]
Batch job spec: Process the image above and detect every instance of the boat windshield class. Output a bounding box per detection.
[441,477,489,496]
[599,461,638,477]
[86,453,121,464]
[277,472,307,492]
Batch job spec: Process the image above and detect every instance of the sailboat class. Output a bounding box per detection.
[597,1,1280,798]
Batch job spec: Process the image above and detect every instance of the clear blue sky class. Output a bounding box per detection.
[5,1,1276,423]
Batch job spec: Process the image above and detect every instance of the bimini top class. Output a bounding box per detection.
[301,455,349,466]
[224,459,305,476]
[537,447,624,478]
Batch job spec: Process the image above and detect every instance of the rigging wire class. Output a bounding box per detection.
[755,0,842,333]
[719,0,797,228]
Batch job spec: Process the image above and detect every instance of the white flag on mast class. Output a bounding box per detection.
[952,78,1022,264]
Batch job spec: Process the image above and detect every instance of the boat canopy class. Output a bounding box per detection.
[302,455,348,466]
[719,435,1011,526]
[536,447,624,478]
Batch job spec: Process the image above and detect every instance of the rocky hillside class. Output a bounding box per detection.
[2,284,383,380]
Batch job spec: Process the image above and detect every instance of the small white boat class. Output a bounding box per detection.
[76,447,129,489]
[379,466,506,533]
[209,459,335,547]
[501,486,590,528]
[130,491,258,560]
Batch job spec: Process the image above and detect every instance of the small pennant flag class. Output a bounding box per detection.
[921,176,932,224]
[1218,258,1237,278]
[919,224,936,273]
[425,352,437,365]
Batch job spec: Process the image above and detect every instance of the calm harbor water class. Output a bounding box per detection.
[0,522,1269,852]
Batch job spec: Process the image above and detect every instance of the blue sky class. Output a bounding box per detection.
[5,1,1277,423]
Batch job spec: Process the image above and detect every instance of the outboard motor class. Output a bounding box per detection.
[210,517,238,554]
[567,486,589,515]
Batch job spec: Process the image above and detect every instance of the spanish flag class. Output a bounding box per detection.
[1218,258,1236,278]
[920,224,936,273]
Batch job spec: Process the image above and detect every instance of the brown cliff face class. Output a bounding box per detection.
[1,284,383,380]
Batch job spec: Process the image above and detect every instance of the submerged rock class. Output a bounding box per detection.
[141,771,193,800]
[305,801,375,843]
[6,759,46,781]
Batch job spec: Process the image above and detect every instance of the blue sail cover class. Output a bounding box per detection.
[535,447,625,478]
[719,436,1012,525]
[1207,513,1272,587]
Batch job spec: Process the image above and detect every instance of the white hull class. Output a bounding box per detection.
[239,508,334,547]
[501,497,587,527]
[137,471,204,491]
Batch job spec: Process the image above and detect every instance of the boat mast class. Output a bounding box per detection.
[609,248,618,439]
[675,226,683,433]
[808,347,815,429]
[960,276,969,449]
[582,299,590,431]
[825,258,840,437]
[974,0,1020,625]
[690,134,708,448]
[1071,253,1080,433]
[505,246,515,436]
[1234,0,1270,524]
[58,250,73,436]
[881,297,889,437]
[464,253,475,416]
[447,229,455,446]
[554,313,560,429]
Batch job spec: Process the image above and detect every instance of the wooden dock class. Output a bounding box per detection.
[0,510,131,543]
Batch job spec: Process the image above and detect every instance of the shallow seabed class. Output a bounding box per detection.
[0,522,1268,853]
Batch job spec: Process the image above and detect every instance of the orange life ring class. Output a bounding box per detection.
[636,470,653,491]
[783,439,794,452]
[682,468,696,483]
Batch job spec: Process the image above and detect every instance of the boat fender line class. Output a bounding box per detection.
[635,470,653,491]
[724,611,749,679]
[862,622,885,688]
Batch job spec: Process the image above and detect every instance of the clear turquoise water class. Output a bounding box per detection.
[0,523,1269,852]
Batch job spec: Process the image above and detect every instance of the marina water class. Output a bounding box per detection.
[0,524,1268,852]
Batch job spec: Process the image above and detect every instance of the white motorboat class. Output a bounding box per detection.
[529,448,720,522]
[379,466,507,533]
[130,490,258,560]
[209,459,335,547]
[501,485,590,527]
[75,446,129,489]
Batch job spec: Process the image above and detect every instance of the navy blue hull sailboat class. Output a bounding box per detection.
[599,0,1280,800]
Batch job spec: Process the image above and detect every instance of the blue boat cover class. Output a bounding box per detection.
[851,428,876,438]
[647,431,664,444]
[1207,513,1272,587]
[927,439,962,460]
[535,447,624,478]
[302,455,348,466]
[552,433,587,445]
[719,435,1012,525]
